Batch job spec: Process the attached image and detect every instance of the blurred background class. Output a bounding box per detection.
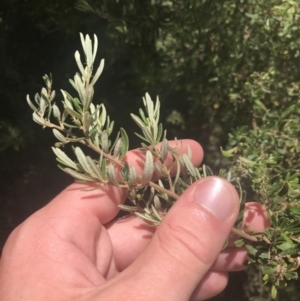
[1,1,300,300]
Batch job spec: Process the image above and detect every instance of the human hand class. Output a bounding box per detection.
[0,139,269,301]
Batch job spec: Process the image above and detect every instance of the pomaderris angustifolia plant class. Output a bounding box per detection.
[27,34,300,299]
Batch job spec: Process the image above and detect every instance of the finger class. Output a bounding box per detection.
[242,202,270,232]
[190,270,228,301]
[102,177,240,301]
[106,215,155,271]
[212,247,248,271]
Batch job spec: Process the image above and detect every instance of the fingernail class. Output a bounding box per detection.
[194,177,237,221]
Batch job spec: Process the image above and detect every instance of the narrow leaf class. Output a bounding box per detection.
[131,113,146,130]
[64,107,82,119]
[62,167,94,182]
[75,50,85,76]
[52,147,77,169]
[182,154,197,177]
[85,156,103,180]
[128,166,138,185]
[90,59,104,86]
[52,129,66,142]
[74,147,93,174]
[32,112,45,126]
[52,104,61,120]
[107,164,119,185]
[142,150,154,184]
[26,95,37,111]
[119,128,129,159]
[160,137,168,162]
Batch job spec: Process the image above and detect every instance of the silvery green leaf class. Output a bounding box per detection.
[135,211,161,225]
[84,85,94,111]
[113,137,122,157]
[61,108,68,123]
[79,33,86,55]
[120,161,129,181]
[139,108,148,123]
[52,147,77,169]
[61,90,74,109]
[84,34,93,68]
[39,97,47,114]
[83,111,92,132]
[142,150,154,185]
[178,153,185,167]
[90,103,96,114]
[182,154,197,177]
[74,73,86,105]
[134,132,150,143]
[74,50,85,76]
[142,127,154,144]
[107,164,119,185]
[43,74,52,89]
[62,167,94,182]
[151,121,158,142]
[134,212,156,224]
[52,104,61,120]
[202,164,214,177]
[72,97,82,112]
[156,123,163,143]
[131,113,146,130]
[119,128,129,160]
[153,195,161,210]
[34,93,41,105]
[160,136,168,162]
[92,34,98,62]
[69,79,76,90]
[128,166,138,185]
[98,104,107,127]
[144,93,154,120]
[26,95,37,111]
[64,107,82,119]
[118,204,138,213]
[157,179,169,200]
[151,204,162,222]
[154,97,160,122]
[52,129,66,142]
[32,112,45,126]
[85,156,102,180]
[50,90,56,102]
[101,130,109,153]
[195,168,201,179]
[90,59,104,86]
[107,119,114,135]
[173,160,181,188]
[41,87,48,100]
[100,156,108,179]
[74,147,92,174]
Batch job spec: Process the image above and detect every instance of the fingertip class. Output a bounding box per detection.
[243,202,270,232]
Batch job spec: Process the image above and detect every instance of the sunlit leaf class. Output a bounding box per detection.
[142,150,154,185]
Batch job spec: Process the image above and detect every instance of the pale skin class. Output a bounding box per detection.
[0,140,269,301]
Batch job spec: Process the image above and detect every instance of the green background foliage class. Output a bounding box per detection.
[1,0,300,300]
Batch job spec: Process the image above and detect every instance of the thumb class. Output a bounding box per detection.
[118,176,240,300]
